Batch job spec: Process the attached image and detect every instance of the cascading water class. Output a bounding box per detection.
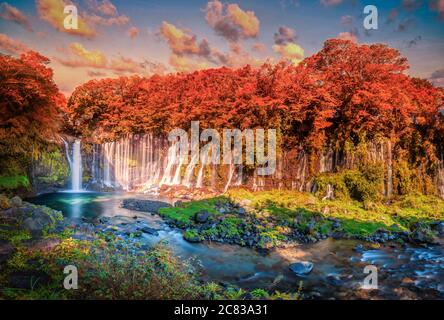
[71,140,83,191]
[64,139,83,192]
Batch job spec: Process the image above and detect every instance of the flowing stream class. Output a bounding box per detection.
[27,192,444,299]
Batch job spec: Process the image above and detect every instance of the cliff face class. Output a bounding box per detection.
[62,134,444,199]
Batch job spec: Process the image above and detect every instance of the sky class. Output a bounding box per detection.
[0,0,443,94]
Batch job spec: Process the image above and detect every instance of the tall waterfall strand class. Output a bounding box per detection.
[71,139,83,191]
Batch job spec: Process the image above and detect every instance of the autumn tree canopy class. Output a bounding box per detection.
[65,40,444,170]
[0,51,65,175]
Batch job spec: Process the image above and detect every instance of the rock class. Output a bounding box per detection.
[141,226,159,236]
[326,274,343,286]
[0,240,15,264]
[9,196,22,207]
[289,261,314,275]
[194,211,209,223]
[23,217,46,238]
[174,200,184,207]
[409,223,436,244]
[431,221,444,236]
[29,238,61,251]
[332,220,341,229]
[121,199,171,213]
[0,194,10,209]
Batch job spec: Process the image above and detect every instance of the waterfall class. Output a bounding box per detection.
[71,139,83,191]
[196,152,210,188]
[183,152,199,187]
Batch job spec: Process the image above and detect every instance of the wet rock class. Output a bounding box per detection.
[141,226,159,236]
[430,221,444,236]
[409,223,436,244]
[9,196,22,207]
[326,274,343,286]
[289,261,314,275]
[121,199,171,213]
[194,211,209,223]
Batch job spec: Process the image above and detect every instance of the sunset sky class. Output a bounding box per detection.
[1,0,443,94]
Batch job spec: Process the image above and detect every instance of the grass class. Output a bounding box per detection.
[226,189,444,238]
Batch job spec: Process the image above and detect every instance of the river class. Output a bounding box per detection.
[27,192,444,299]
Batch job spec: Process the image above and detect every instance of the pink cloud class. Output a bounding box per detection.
[205,0,260,42]
[0,33,29,55]
[320,0,343,7]
[0,2,33,31]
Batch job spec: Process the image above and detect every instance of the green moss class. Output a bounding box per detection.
[158,197,224,226]
[183,229,203,242]
[258,229,285,247]
[226,188,443,239]
[0,175,30,190]
[217,217,243,238]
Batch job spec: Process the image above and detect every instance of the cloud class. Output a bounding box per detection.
[338,31,357,42]
[272,26,304,64]
[87,70,107,77]
[55,42,165,76]
[0,33,29,54]
[273,42,304,64]
[227,3,259,38]
[320,0,343,7]
[430,0,444,20]
[0,2,33,31]
[159,21,212,58]
[37,0,96,38]
[274,26,296,45]
[84,13,129,27]
[204,0,260,42]
[96,0,117,16]
[169,54,210,73]
[160,18,265,72]
[252,42,266,53]
[57,42,107,68]
[430,68,444,87]
[340,15,353,26]
[127,26,139,39]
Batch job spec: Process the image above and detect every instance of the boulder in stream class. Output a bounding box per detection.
[289,261,314,275]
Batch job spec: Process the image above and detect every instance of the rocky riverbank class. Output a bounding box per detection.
[121,194,444,249]
[0,194,304,300]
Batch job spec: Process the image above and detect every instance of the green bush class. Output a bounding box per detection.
[314,173,349,200]
[314,164,384,202]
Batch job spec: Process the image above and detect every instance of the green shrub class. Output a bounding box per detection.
[314,173,349,200]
